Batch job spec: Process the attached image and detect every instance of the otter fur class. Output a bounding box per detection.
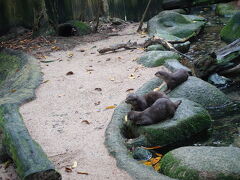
[127,98,182,126]
[155,69,189,93]
[125,91,168,111]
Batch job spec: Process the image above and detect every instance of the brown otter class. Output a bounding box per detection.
[127,98,182,125]
[155,69,189,93]
[125,91,168,111]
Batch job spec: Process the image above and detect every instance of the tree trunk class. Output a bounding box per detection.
[137,0,152,32]
[0,104,61,180]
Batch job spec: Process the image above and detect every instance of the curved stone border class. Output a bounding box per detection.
[0,48,61,179]
[105,78,176,180]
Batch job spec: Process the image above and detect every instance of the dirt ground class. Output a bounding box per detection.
[0,23,163,180]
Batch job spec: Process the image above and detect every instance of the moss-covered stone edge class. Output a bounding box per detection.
[105,78,176,180]
[0,48,61,179]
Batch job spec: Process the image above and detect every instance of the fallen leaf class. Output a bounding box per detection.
[143,146,162,150]
[128,74,135,79]
[94,101,101,106]
[126,88,134,92]
[79,49,85,52]
[110,77,115,81]
[77,171,89,175]
[42,80,49,84]
[155,153,163,157]
[105,105,116,110]
[118,56,122,59]
[82,120,90,124]
[86,69,94,72]
[132,57,137,61]
[124,115,128,122]
[65,167,73,173]
[153,163,161,171]
[66,71,74,75]
[72,161,78,169]
[153,88,160,92]
[68,52,74,58]
[95,88,102,91]
[10,89,16,93]
[51,46,60,51]
[151,157,161,165]
[143,161,152,166]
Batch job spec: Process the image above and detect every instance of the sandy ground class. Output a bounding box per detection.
[1,23,162,180]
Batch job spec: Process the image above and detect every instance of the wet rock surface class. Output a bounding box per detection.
[160,146,240,180]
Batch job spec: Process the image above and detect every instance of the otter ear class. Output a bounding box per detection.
[175,100,182,107]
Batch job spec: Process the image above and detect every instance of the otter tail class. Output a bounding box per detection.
[175,100,182,108]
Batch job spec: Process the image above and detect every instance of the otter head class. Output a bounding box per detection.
[155,70,167,79]
[125,93,139,106]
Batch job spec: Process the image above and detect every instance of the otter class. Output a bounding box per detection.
[127,98,182,126]
[125,91,168,111]
[155,69,189,93]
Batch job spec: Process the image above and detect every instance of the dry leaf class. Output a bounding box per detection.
[126,88,134,92]
[118,57,122,59]
[151,157,161,165]
[95,88,102,91]
[51,46,60,51]
[153,163,161,171]
[86,69,94,72]
[153,87,160,92]
[110,77,115,81]
[77,171,89,175]
[65,167,73,173]
[143,161,152,166]
[82,120,90,125]
[42,80,49,84]
[128,74,135,79]
[143,146,162,150]
[132,57,137,61]
[72,161,78,169]
[94,101,101,106]
[105,105,116,109]
[68,52,74,58]
[124,115,128,122]
[66,71,74,75]
[155,153,163,157]
[10,89,17,93]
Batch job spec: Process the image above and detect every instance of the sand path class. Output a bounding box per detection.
[19,23,160,180]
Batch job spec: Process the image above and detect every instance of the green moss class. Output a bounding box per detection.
[0,52,21,87]
[220,12,240,43]
[68,20,91,35]
[216,3,240,18]
[160,152,199,180]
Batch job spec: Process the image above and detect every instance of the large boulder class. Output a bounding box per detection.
[147,11,205,41]
[164,59,191,73]
[137,51,180,67]
[126,98,211,147]
[216,3,240,18]
[168,76,231,108]
[160,146,240,180]
[220,12,240,43]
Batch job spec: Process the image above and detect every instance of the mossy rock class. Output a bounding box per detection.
[125,98,211,147]
[147,11,205,41]
[137,51,180,67]
[168,76,231,108]
[164,59,191,73]
[58,20,91,36]
[220,12,240,43]
[0,52,22,87]
[147,41,190,53]
[160,146,240,180]
[216,3,240,18]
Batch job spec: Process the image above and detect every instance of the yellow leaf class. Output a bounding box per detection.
[110,77,115,81]
[143,161,152,166]
[151,157,161,165]
[124,115,128,122]
[10,89,17,93]
[155,153,163,157]
[144,146,162,150]
[153,163,161,171]
[128,74,135,79]
[68,52,74,58]
[105,105,116,109]
[72,161,78,168]
[132,57,137,61]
